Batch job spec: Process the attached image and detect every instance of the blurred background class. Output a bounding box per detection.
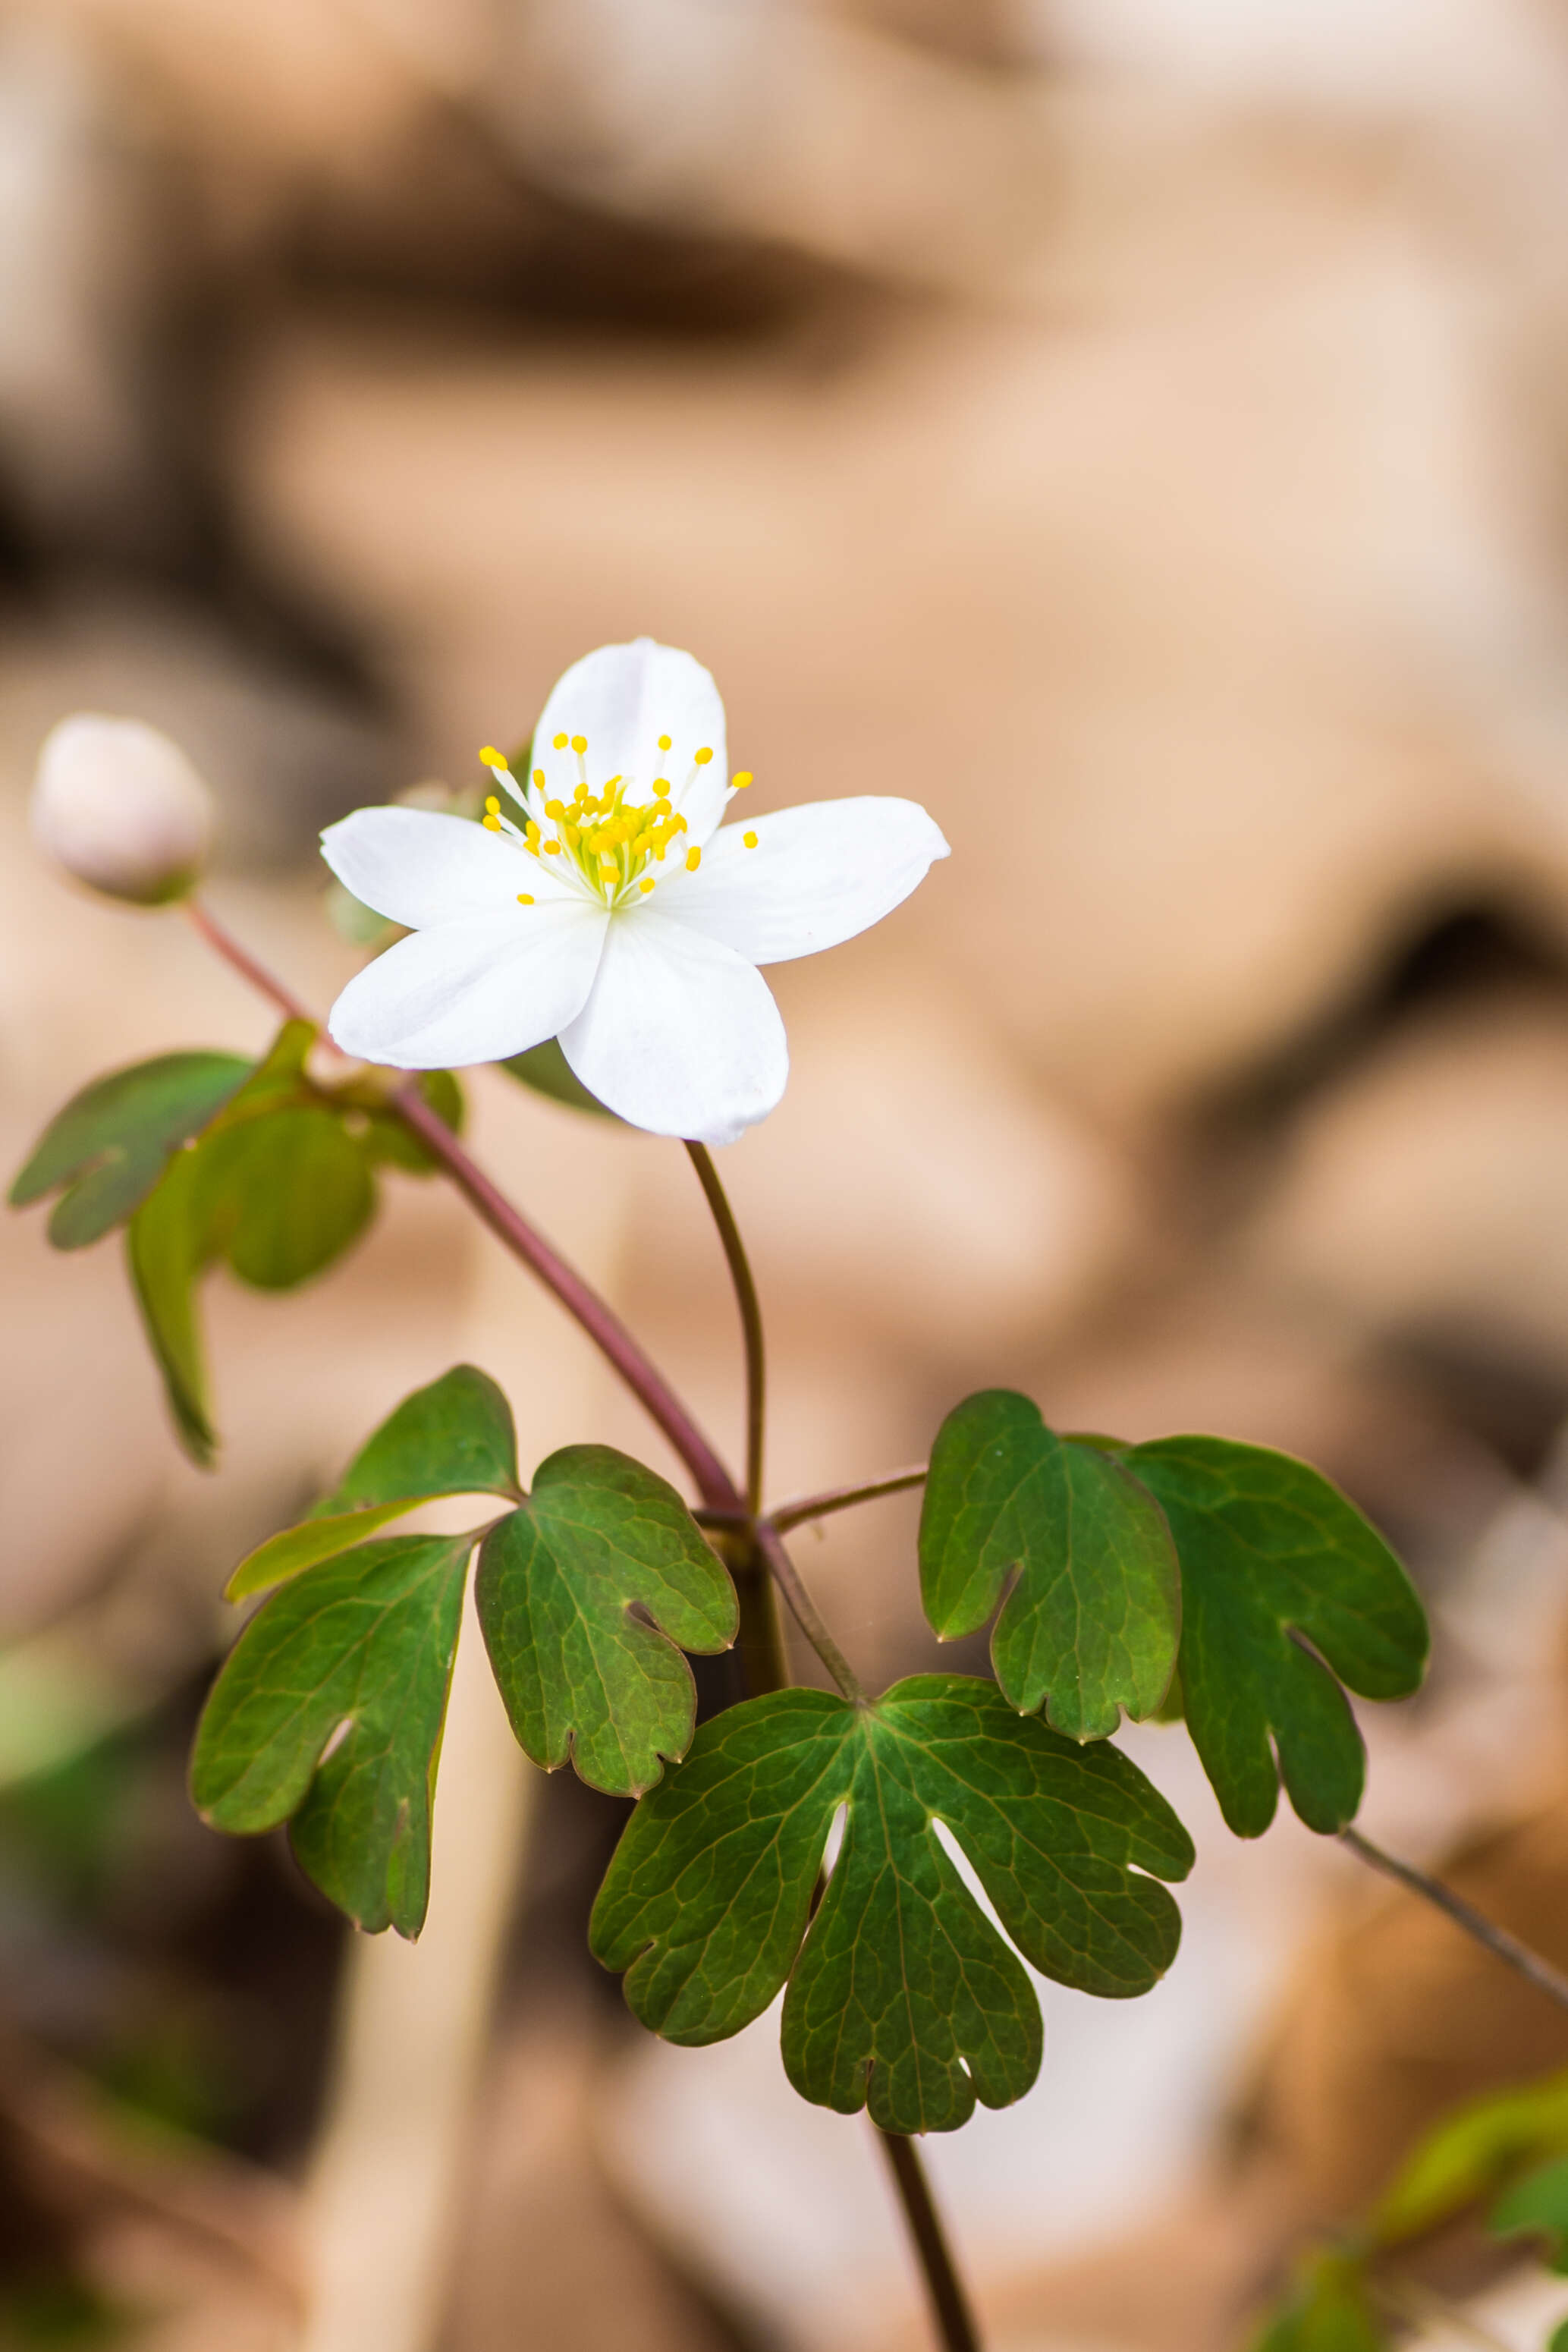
[8,0,1568,2344]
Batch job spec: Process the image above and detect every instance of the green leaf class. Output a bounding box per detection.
[10,1050,253,1247]
[355,1068,464,1174]
[1251,2255,1384,2351]
[501,1038,617,1118]
[1551,2322,1568,2352]
[1123,1438,1428,1837]
[590,1673,1192,2134]
[198,1105,375,1289]
[227,1364,520,1599]
[1368,2067,1568,2249]
[1492,2156,1568,2274]
[190,1532,472,1937]
[126,1145,216,1465]
[476,1447,737,1796]
[919,1391,1180,1740]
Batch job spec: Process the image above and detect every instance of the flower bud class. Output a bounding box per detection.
[32,715,215,905]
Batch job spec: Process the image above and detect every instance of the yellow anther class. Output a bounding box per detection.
[517,893,534,906]
[574,782,589,804]
[658,733,671,751]
[654,796,671,815]
[654,778,670,794]
[732,770,753,788]
[544,838,561,854]
[694,747,713,766]
[571,734,587,755]
[533,768,545,788]
[743,831,758,849]
[686,846,701,873]
[605,774,622,791]
[485,794,501,815]
[544,798,565,820]
[673,813,688,833]
[524,818,540,841]
[482,813,501,832]
[553,732,568,750]
[639,876,655,895]
[480,746,508,769]
[561,820,579,844]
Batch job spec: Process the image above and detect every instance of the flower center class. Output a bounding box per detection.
[478,728,748,908]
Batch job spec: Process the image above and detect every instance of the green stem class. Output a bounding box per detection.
[753,1521,863,1703]
[683,1142,766,1517]
[769,1464,929,1534]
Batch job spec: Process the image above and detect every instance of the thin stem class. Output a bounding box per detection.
[185,896,316,1027]
[877,2133,983,2352]
[1342,1827,1568,2012]
[753,1521,863,1703]
[683,1143,766,1517]
[771,1464,929,1535]
[394,1087,740,1514]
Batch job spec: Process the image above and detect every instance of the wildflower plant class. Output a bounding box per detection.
[15,637,1554,2350]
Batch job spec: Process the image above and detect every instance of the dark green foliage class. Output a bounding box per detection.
[591,1674,1192,2134]
[1123,1438,1428,1836]
[191,1532,472,1936]
[476,1447,738,1794]
[1491,2156,1568,2273]
[119,1021,462,1463]
[1252,2256,1384,2351]
[919,1391,1180,1739]
[9,1050,251,1247]
[228,1363,520,1599]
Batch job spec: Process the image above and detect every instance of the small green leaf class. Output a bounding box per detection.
[228,1365,519,1599]
[1551,2320,1568,2352]
[1368,2067,1568,2249]
[476,1447,737,1796]
[199,1105,375,1289]
[1251,2254,1384,2351]
[591,1673,1192,2134]
[10,1050,252,1247]
[1124,1438,1428,1837]
[501,1038,617,1118]
[919,1391,1180,1740]
[1492,2156,1568,2274]
[355,1069,464,1174]
[126,1146,215,1465]
[190,1532,472,1937]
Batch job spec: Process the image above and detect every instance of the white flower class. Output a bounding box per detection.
[320,640,949,1145]
[33,715,214,905]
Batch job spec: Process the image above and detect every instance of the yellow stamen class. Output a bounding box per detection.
[533,767,545,788]
[545,838,561,854]
[694,747,713,766]
[658,733,671,751]
[686,846,701,873]
[732,770,753,788]
[743,831,758,849]
[482,813,501,832]
[571,734,587,754]
[485,794,501,815]
[545,799,565,821]
[639,877,655,895]
[480,746,508,769]
[553,732,568,749]
[517,893,534,905]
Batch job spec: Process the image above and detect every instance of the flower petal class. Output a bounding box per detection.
[531,639,731,844]
[558,910,787,1144]
[327,901,608,1068]
[322,807,581,928]
[654,796,949,966]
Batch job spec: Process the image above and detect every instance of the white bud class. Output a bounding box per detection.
[32,715,215,905]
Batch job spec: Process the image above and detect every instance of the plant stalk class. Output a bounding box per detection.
[769,1464,930,1534]
[878,2132,984,2352]
[683,1142,767,1517]
[1342,1827,1568,2012]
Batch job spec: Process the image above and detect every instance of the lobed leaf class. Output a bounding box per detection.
[476,1446,737,1796]
[190,1532,472,1937]
[591,1673,1192,2135]
[227,1363,519,1599]
[920,1390,1180,1740]
[10,1050,252,1247]
[1124,1438,1429,1837]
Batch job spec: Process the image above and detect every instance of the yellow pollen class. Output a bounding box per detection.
[658,733,671,751]
[480,746,507,769]
[545,838,561,854]
[553,732,568,750]
[485,794,501,815]
[517,893,534,905]
[571,734,587,754]
[686,846,701,873]
[732,770,753,788]
[533,767,545,787]
[482,813,501,831]
[743,831,759,849]
[545,799,565,820]
[694,747,713,766]
[524,819,540,841]
[673,813,688,833]
[639,876,655,895]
